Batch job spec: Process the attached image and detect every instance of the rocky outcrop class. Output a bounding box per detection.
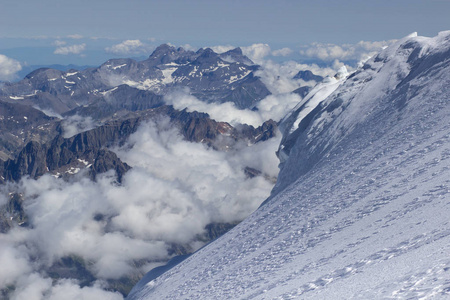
[0,100,60,160]
[0,193,27,233]
[293,70,323,82]
[292,86,312,98]
[0,105,278,184]
[0,117,138,183]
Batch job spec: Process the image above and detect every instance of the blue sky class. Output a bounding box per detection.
[0,0,449,72]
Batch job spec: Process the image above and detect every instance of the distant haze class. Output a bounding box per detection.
[0,0,449,67]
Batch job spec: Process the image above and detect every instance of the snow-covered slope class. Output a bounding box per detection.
[128,31,450,299]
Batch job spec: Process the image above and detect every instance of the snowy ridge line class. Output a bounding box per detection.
[128,31,450,300]
[273,30,450,197]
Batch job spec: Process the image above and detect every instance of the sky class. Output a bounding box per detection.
[0,0,449,73]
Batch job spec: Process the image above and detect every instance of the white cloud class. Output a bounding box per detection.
[254,59,348,95]
[300,39,397,62]
[209,45,235,54]
[356,40,396,51]
[105,40,153,55]
[10,273,51,300]
[180,44,197,51]
[89,36,119,41]
[255,60,306,94]
[301,43,353,61]
[242,43,271,63]
[54,43,86,55]
[67,34,83,39]
[61,115,98,138]
[164,57,349,125]
[46,279,123,300]
[9,273,123,300]
[165,90,264,126]
[52,40,66,47]
[0,54,22,81]
[0,243,32,287]
[165,88,304,127]
[272,47,293,57]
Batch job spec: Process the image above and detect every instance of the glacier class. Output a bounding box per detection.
[128,31,450,299]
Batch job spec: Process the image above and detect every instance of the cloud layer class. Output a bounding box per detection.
[241,43,272,63]
[54,43,86,55]
[62,115,98,138]
[165,89,303,127]
[0,117,279,299]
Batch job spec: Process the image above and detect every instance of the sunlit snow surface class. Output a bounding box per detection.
[129,32,450,299]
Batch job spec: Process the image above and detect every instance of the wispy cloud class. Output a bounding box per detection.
[28,35,50,40]
[0,54,22,81]
[62,115,98,138]
[209,45,235,54]
[300,39,397,62]
[271,47,293,57]
[179,44,197,51]
[67,34,84,39]
[164,88,303,127]
[242,43,272,63]
[52,40,67,47]
[54,43,86,55]
[105,39,153,55]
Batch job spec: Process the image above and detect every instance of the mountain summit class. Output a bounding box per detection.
[128,31,450,299]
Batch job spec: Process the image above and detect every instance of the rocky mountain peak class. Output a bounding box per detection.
[146,44,195,65]
[293,70,323,82]
[150,43,177,56]
[24,67,63,81]
[220,47,254,65]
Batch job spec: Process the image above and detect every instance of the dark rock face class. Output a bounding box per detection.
[0,193,27,233]
[234,119,278,144]
[0,116,139,183]
[47,256,96,287]
[90,149,130,182]
[0,100,60,160]
[3,140,48,181]
[0,105,278,184]
[293,70,323,82]
[64,84,164,121]
[292,86,312,98]
[219,47,254,65]
[203,222,239,241]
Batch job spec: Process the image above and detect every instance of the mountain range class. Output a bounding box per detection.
[0,44,284,161]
